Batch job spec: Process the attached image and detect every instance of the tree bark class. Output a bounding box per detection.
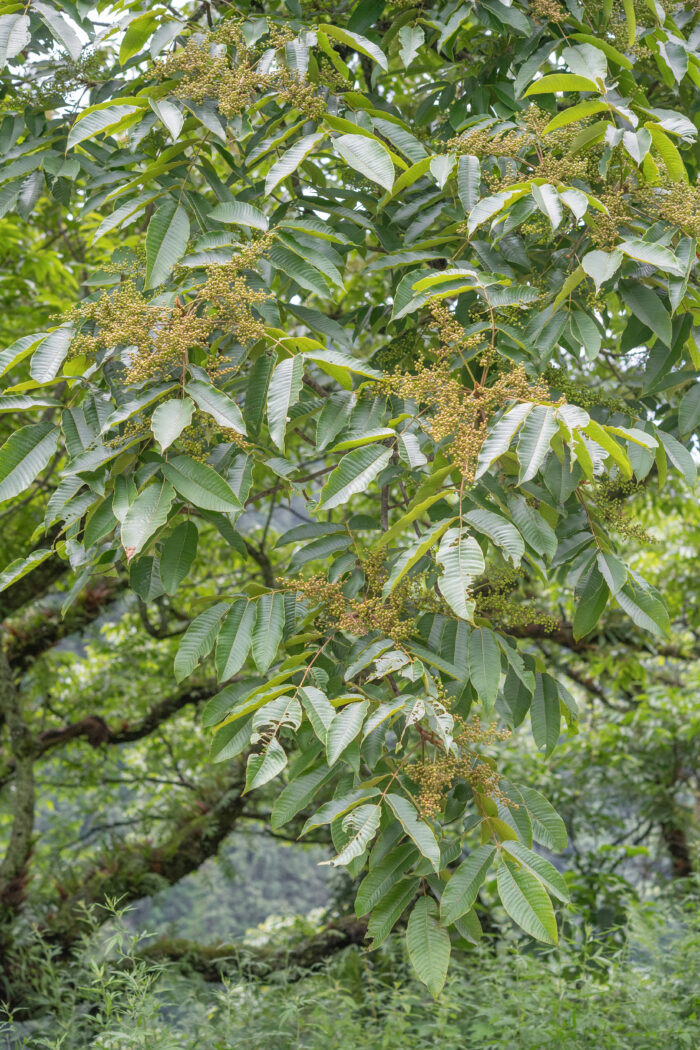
[0,647,35,913]
[661,821,693,879]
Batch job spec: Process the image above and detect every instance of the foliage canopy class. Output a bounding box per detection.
[0,0,698,1000]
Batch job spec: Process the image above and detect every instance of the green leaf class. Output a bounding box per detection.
[524,73,599,95]
[121,481,175,559]
[208,201,269,231]
[355,843,418,915]
[300,686,336,744]
[130,556,164,603]
[573,564,609,638]
[398,25,424,67]
[475,403,533,479]
[385,793,440,873]
[468,627,501,712]
[383,519,453,597]
[0,547,55,596]
[0,333,48,379]
[160,521,198,594]
[161,456,242,512]
[318,24,388,71]
[210,714,254,760]
[655,429,697,486]
[464,509,524,567]
[267,356,304,451]
[326,701,369,765]
[453,909,482,944]
[174,602,229,682]
[435,527,485,622]
[457,154,481,213]
[318,446,393,510]
[616,579,670,637]
[269,242,331,297]
[377,491,450,550]
[328,803,381,866]
[502,841,569,902]
[406,897,451,999]
[245,739,287,792]
[678,384,700,438]
[151,397,195,452]
[596,551,627,595]
[302,787,378,836]
[519,786,568,851]
[618,239,683,274]
[584,420,633,479]
[440,844,496,925]
[517,406,558,484]
[244,353,275,438]
[507,496,557,560]
[646,122,686,183]
[148,98,183,139]
[33,2,82,61]
[543,100,610,134]
[29,325,73,383]
[0,423,58,503]
[186,381,246,435]
[215,600,256,680]
[367,878,417,949]
[67,104,142,149]
[265,133,324,197]
[620,283,672,347]
[120,12,158,62]
[497,861,558,944]
[579,248,625,294]
[251,593,285,673]
[531,183,563,231]
[272,764,332,830]
[429,155,455,190]
[145,201,190,289]
[334,134,395,192]
[530,674,561,756]
[0,13,29,66]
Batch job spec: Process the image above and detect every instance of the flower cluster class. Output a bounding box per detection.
[67,234,273,384]
[156,21,325,121]
[591,478,651,543]
[387,357,550,484]
[473,569,560,632]
[408,715,511,819]
[289,567,413,646]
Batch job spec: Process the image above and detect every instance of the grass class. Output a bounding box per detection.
[3,899,699,1049]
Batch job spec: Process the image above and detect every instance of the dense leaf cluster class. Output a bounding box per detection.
[0,0,698,996]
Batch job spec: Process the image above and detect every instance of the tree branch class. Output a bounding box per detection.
[0,685,217,788]
[3,577,127,673]
[505,619,697,660]
[137,914,368,982]
[43,777,247,946]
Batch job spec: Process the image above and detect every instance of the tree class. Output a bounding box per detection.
[0,0,698,1003]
